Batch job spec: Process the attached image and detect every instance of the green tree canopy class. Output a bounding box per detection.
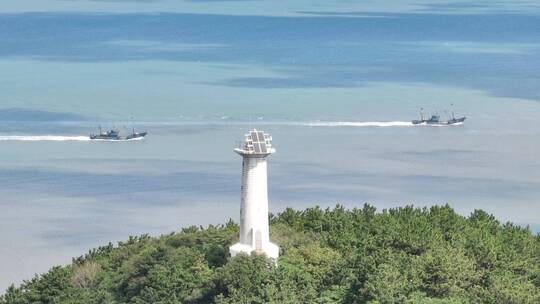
[2,204,539,303]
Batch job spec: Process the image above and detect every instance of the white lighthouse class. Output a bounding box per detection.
[229,129,279,260]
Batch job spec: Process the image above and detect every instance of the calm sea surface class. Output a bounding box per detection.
[1,0,539,290]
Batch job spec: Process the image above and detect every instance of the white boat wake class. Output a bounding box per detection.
[295,121,465,127]
[0,135,146,141]
[301,121,414,127]
[0,135,91,141]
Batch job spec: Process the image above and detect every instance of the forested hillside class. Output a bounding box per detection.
[2,205,540,303]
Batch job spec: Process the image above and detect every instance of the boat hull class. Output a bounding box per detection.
[447,116,466,125]
[126,132,147,140]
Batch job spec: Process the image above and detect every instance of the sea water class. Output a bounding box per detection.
[0,0,539,290]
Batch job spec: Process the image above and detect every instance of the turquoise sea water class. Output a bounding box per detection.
[1,0,540,290]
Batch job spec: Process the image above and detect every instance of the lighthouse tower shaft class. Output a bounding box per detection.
[229,130,279,259]
[239,156,271,246]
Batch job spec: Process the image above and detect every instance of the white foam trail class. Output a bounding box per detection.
[302,121,414,127]
[296,121,465,127]
[0,135,91,141]
[0,135,148,142]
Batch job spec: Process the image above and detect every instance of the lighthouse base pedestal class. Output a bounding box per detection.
[229,242,279,260]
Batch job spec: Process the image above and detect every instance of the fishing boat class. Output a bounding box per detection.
[126,128,147,140]
[89,127,121,140]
